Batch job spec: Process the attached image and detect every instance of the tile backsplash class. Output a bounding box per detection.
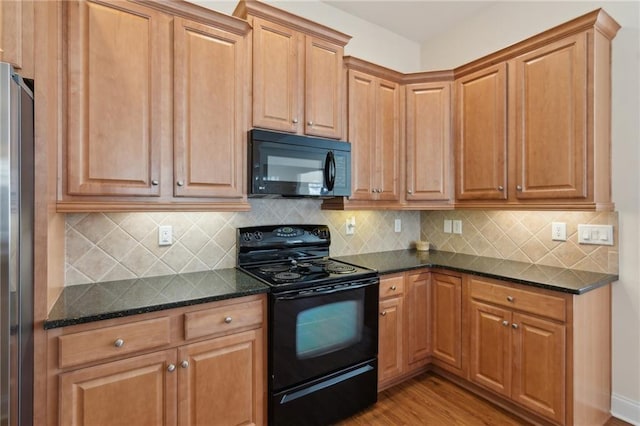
[65,201,619,286]
[420,210,618,274]
[65,199,420,285]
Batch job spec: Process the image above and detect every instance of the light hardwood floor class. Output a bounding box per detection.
[338,372,631,426]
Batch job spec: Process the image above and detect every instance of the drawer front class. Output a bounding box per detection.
[58,317,172,369]
[184,299,263,340]
[470,277,566,322]
[379,274,404,299]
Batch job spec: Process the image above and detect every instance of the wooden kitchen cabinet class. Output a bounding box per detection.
[430,273,463,375]
[0,0,34,78]
[59,0,251,211]
[405,74,454,208]
[377,274,404,389]
[455,10,619,210]
[235,1,350,140]
[47,295,267,426]
[468,275,567,424]
[405,269,431,372]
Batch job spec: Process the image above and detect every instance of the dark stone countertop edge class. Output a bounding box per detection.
[335,250,619,295]
[43,285,269,330]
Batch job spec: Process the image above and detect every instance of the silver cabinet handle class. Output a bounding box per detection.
[181,360,189,369]
[498,186,504,191]
[292,118,298,124]
[176,181,184,187]
[512,323,519,329]
[407,190,413,194]
[307,121,313,126]
[502,320,509,326]
[506,296,514,302]
[167,364,176,372]
[390,285,397,291]
[224,316,232,324]
[380,311,387,316]
[151,180,159,186]
[114,339,124,348]
[516,185,523,191]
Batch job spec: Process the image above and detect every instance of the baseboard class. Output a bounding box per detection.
[611,393,640,425]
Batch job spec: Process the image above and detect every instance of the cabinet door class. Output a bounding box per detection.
[305,36,344,139]
[376,78,401,201]
[173,18,246,198]
[65,0,167,196]
[178,329,264,426]
[0,0,33,76]
[469,301,511,397]
[511,313,566,423]
[378,296,404,386]
[455,63,507,200]
[406,82,451,201]
[347,69,376,200]
[251,17,301,133]
[514,33,587,200]
[59,350,177,426]
[405,271,431,371]
[431,274,462,370]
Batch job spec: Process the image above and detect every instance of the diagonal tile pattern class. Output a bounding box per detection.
[421,210,618,274]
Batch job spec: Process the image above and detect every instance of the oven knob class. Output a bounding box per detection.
[242,233,252,242]
[253,231,263,241]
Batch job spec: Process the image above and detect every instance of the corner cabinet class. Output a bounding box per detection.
[48,295,267,426]
[455,10,620,211]
[59,0,251,212]
[234,1,350,139]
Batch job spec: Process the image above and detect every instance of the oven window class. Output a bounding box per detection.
[296,300,363,359]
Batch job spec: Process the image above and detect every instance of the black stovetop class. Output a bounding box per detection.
[236,224,377,290]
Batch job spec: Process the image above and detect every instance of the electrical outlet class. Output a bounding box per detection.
[158,225,173,246]
[345,217,356,235]
[444,219,452,234]
[551,222,567,241]
[453,220,462,234]
[394,219,402,233]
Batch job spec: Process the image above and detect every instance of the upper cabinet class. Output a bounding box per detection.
[0,0,34,78]
[455,10,620,211]
[405,72,454,209]
[58,0,251,212]
[234,0,350,139]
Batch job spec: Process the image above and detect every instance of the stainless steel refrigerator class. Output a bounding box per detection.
[0,62,34,426]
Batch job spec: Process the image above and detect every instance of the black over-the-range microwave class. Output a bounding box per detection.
[248,129,352,198]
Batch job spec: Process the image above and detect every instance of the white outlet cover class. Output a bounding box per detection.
[158,225,173,246]
[453,220,462,234]
[444,219,452,233]
[394,219,402,233]
[551,222,567,241]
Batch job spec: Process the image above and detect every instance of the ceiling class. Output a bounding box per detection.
[322,1,496,43]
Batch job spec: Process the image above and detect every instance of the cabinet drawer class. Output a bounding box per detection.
[184,299,263,340]
[58,317,172,369]
[379,275,404,299]
[470,278,566,322]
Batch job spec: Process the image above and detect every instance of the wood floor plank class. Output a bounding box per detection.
[337,372,632,426]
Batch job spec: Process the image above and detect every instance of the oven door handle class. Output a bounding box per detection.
[275,280,377,300]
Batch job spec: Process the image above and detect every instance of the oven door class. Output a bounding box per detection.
[270,277,379,391]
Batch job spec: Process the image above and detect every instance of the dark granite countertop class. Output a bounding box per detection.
[45,268,269,329]
[335,249,618,295]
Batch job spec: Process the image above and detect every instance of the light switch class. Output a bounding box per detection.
[578,224,613,246]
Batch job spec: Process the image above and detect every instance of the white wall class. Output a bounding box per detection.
[191,0,422,72]
[421,2,640,423]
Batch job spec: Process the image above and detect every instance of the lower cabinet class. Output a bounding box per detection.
[430,273,463,374]
[49,295,266,426]
[378,274,404,388]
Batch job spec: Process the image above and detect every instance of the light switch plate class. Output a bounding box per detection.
[453,220,462,234]
[444,219,452,234]
[578,224,614,246]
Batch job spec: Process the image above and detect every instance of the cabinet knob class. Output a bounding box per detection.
[390,285,397,291]
[181,360,189,369]
[506,296,514,302]
[167,364,176,372]
[114,339,124,348]
[307,121,313,126]
[151,180,159,186]
[224,316,233,324]
[512,323,519,329]
[407,189,413,194]
[292,118,298,124]
[516,185,523,191]
[380,311,387,316]
[498,186,504,191]
[502,320,509,326]
[176,181,184,187]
